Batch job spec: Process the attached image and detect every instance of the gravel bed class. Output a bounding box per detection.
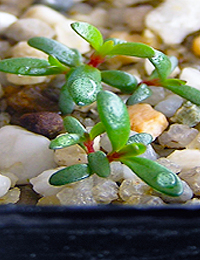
[0,0,200,206]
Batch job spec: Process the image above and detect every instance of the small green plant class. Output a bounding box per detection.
[1,21,200,198]
[49,90,183,197]
[1,22,200,113]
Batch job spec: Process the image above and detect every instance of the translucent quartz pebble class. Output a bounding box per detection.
[142,86,166,106]
[167,149,200,171]
[158,123,198,148]
[124,195,165,206]
[155,94,183,118]
[156,158,181,174]
[109,161,124,182]
[54,144,87,166]
[185,198,200,205]
[37,195,60,206]
[157,181,193,203]
[56,176,96,205]
[122,164,143,181]
[139,144,158,160]
[171,101,200,127]
[30,167,65,197]
[0,125,56,184]
[0,174,11,197]
[145,0,200,44]
[179,167,200,196]
[119,179,151,201]
[0,187,20,204]
[186,132,200,149]
[92,179,119,204]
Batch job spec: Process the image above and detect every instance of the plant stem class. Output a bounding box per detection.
[88,52,105,68]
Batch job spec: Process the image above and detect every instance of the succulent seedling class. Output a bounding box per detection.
[49,90,183,197]
[0,22,200,113]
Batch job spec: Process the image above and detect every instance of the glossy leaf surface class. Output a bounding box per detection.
[68,77,102,106]
[121,157,183,196]
[163,80,200,106]
[127,133,153,145]
[49,164,91,186]
[49,133,82,150]
[97,90,130,151]
[28,37,82,67]
[89,122,105,140]
[149,50,171,80]
[126,83,152,105]
[117,143,146,158]
[0,58,64,75]
[101,70,138,93]
[63,116,87,135]
[88,151,110,177]
[59,84,75,115]
[71,22,103,51]
[109,42,155,58]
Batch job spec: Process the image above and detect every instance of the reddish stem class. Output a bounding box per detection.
[107,151,122,162]
[88,52,105,68]
[141,78,161,86]
[84,140,95,154]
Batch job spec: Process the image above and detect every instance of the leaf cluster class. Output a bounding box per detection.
[49,90,183,197]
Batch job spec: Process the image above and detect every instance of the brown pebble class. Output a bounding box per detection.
[20,111,64,139]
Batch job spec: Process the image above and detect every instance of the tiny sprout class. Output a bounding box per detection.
[0,21,199,110]
[49,90,183,197]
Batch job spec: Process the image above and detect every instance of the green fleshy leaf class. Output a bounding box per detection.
[149,50,171,80]
[97,90,130,151]
[68,77,102,106]
[28,37,82,67]
[98,40,114,56]
[71,22,103,51]
[120,157,183,197]
[126,83,152,105]
[109,42,155,58]
[49,164,91,186]
[0,58,65,75]
[67,64,101,86]
[169,56,179,74]
[117,143,146,158]
[104,38,126,46]
[89,122,105,140]
[163,81,200,106]
[59,83,75,115]
[101,70,138,93]
[127,133,153,145]
[88,151,110,177]
[49,133,83,150]
[63,116,87,135]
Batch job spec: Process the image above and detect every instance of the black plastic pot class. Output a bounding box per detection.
[0,204,200,260]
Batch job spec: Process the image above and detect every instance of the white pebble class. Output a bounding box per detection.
[0,12,17,34]
[0,125,56,184]
[146,0,200,44]
[167,149,200,171]
[0,175,11,197]
[6,74,48,85]
[30,167,65,197]
[180,67,200,91]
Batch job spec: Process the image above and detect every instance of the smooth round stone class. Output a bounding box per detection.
[0,11,17,34]
[4,18,55,42]
[35,0,74,11]
[0,174,11,198]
